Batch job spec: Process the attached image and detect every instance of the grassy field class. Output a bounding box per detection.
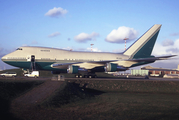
[0,79,44,119]
[1,78,179,120]
[41,80,179,120]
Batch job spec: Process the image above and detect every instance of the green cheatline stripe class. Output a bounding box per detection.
[3,61,66,71]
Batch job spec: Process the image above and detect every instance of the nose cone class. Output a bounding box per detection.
[1,54,7,62]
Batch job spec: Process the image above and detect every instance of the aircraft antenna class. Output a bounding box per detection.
[91,44,94,52]
[124,38,128,50]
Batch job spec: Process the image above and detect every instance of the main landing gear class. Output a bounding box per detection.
[75,73,97,78]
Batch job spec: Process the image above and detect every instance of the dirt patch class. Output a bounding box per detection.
[10,80,64,114]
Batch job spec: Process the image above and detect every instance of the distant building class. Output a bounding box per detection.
[131,69,149,76]
[141,65,179,76]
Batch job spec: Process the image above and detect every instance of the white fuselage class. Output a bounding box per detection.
[1,46,130,71]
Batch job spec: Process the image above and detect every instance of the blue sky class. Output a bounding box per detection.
[1,0,179,70]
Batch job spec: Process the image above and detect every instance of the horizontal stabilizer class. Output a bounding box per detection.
[127,55,177,62]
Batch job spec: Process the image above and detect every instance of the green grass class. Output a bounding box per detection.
[0,79,44,119]
[58,92,179,120]
[42,80,179,120]
[0,79,44,100]
[1,78,179,120]
[68,80,179,93]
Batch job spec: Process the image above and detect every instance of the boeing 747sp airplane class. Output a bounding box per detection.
[1,24,175,78]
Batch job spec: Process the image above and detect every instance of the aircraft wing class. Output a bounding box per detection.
[51,60,118,69]
[51,55,176,70]
[52,62,83,67]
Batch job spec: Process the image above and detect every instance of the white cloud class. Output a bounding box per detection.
[152,43,171,56]
[162,39,174,46]
[105,26,138,43]
[153,39,179,56]
[61,46,101,52]
[150,60,179,69]
[170,32,179,36]
[86,47,101,52]
[151,39,179,69]
[74,32,99,43]
[45,7,67,17]
[112,48,124,53]
[48,32,60,38]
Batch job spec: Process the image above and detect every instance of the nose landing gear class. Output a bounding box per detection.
[31,55,36,71]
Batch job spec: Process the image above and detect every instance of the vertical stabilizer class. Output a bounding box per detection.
[123,24,162,59]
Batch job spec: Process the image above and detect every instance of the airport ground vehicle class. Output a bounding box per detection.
[24,71,39,78]
[0,72,17,77]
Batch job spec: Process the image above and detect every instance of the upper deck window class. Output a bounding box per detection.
[16,48,23,50]
[41,50,50,52]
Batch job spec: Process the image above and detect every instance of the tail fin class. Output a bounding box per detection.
[123,24,162,59]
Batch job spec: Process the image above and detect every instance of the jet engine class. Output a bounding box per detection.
[105,63,118,72]
[67,65,79,74]
[105,63,128,72]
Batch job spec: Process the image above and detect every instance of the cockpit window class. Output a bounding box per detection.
[16,48,23,50]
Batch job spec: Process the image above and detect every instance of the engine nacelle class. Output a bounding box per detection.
[105,63,128,72]
[105,63,118,72]
[116,66,128,71]
[67,65,79,74]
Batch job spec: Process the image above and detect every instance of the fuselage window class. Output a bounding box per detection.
[41,58,50,60]
[16,48,23,50]
[41,50,50,52]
